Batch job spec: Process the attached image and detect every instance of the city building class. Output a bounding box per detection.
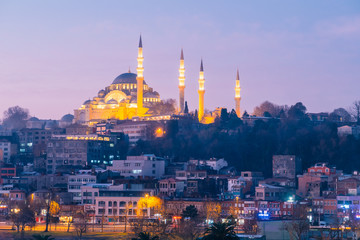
[0,166,16,184]
[108,154,165,179]
[46,134,119,174]
[255,183,290,201]
[0,137,17,163]
[158,178,185,198]
[308,163,337,176]
[338,125,360,139]
[111,121,154,144]
[336,177,360,196]
[68,174,97,204]
[189,158,228,172]
[272,155,302,180]
[297,174,329,198]
[18,128,65,157]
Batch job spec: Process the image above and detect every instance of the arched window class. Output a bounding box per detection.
[120,201,126,207]
[113,201,117,207]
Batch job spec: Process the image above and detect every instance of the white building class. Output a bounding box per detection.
[108,154,165,179]
[112,122,149,144]
[0,139,16,163]
[227,176,246,193]
[68,174,97,204]
[94,196,149,223]
[79,184,153,223]
[338,125,360,139]
[189,158,228,171]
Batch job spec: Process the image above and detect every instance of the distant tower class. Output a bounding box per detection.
[178,49,185,113]
[198,60,205,121]
[235,69,241,117]
[136,35,144,115]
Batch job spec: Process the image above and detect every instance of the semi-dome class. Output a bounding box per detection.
[28,117,40,121]
[98,89,105,98]
[83,100,91,105]
[112,72,147,85]
[144,92,159,98]
[106,99,118,104]
[61,114,74,122]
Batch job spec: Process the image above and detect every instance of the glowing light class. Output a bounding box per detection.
[154,127,164,138]
[12,208,20,213]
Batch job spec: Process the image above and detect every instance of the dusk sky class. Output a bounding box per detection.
[1,0,359,119]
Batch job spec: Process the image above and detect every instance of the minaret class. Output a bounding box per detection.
[235,69,241,117]
[198,60,205,122]
[178,49,185,113]
[136,35,144,115]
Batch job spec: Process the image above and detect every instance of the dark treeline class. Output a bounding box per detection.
[130,102,360,177]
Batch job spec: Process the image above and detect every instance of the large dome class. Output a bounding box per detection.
[61,114,74,122]
[112,72,146,85]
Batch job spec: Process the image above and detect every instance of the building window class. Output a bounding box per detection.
[98,209,105,214]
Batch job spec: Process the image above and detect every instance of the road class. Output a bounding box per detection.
[0,222,132,233]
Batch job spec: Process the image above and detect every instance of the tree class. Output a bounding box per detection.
[10,205,36,232]
[182,205,199,220]
[253,101,284,117]
[44,191,59,232]
[203,221,239,240]
[49,201,60,230]
[329,108,352,122]
[171,220,202,240]
[2,106,29,129]
[242,110,249,118]
[184,101,189,114]
[220,108,229,123]
[243,218,259,235]
[32,234,55,240]
[283,203,310,240]
[73,210,89,239]
[134,232,159,240]
[349,100,360,123]
[137,195,163,217]
[287,102,307,120]
[149,99,176,115]
[205,202,222,223]
[283,220,309,240]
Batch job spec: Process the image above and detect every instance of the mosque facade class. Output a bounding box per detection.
[74,36,242,125]
[74,37,160,125]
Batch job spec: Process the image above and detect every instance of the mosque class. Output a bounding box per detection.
[74,36,241,125]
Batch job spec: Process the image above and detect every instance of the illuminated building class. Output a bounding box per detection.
[178,49,185,113]
[74,36,160,125]
[72,35,243,125]
[198,60,205,122]
[235,69,241,117]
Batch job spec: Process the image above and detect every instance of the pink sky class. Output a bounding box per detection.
[0,1,359,119]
